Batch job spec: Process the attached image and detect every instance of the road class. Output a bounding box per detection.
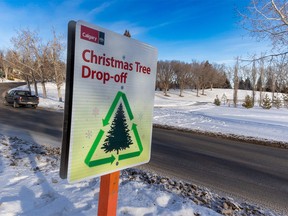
[144,128,288,215]
[0,82,63,147]
[1,82,288,215]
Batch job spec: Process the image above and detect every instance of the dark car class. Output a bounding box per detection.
[3,89,39,108]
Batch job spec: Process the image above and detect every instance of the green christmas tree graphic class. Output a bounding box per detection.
[101,103,133,155]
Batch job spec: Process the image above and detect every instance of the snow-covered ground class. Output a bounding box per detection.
[0,135,222,216]
[154,89,288,147]
[0,135,276,216]
[1,82,287,215]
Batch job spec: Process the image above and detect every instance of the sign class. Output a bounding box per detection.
[60,20,158,183]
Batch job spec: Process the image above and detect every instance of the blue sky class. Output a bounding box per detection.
[0,0,270,65]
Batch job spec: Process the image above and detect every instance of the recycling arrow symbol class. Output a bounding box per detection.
[85,91,143,168]
[102,91,134,126]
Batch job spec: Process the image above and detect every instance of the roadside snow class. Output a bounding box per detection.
[0,135,219,216]
[0,135,276,216]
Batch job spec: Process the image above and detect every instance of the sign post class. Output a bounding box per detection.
[98,171,120,216]
[60,20,158,215]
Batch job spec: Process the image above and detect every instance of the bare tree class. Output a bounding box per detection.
[233,57,240,107]
[189,60,227,96]
[266,65,277,96]
[0,51,7,79]
[37,43,52,99]
[0,51,4,79]
[49,29,65,102]
[251,58,257,105]
[190,60,202,97]
[173,61,190,97]
[1,50,32,91]
[10,28,62,98]
[199,61,212,95]
[191,61,212,96]
[258,56,265,105]
[210,63,227,89]
[7,27,67,100]
[240,0,288,55]
[157,60,174,96]
[272,54,288,93]
[11,29,41,95]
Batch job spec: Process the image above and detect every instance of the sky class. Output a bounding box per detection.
[0,0,270,66]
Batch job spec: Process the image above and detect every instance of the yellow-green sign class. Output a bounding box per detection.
[85,91,144,167]
[60,20,158,183]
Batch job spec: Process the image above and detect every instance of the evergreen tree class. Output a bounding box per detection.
[265,77,273,92]
[223,76,232,89]
[0,70,4,79]
[273,95,282,109]
[242,95,253,109]
[261,94,272,109]
[283,93,288,108]
[256,77,262,91]
[275,80,281,93]
[244,77,252,90]
[214,95,221,106]
[221,93,227,105]
[101,103,133,154]
[238,78,245,90]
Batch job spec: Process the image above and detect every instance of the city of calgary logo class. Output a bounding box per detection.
[80,25,105,45]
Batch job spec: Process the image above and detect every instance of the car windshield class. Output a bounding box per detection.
[7,89,14,94]
[17,91,31,96]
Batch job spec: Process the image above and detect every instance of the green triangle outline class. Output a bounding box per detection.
[84,91,143,168]
[102,91,134,126]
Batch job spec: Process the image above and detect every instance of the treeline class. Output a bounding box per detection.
[232,55,288,107]
[237,59,288,93]
[156,60,231,97]
[0,29,65,101]
[1,28,287,106]
[233,0,288,108]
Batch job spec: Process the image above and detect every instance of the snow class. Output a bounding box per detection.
[0,135,219,216]
[1,81,286,215]
[154,89,288,146]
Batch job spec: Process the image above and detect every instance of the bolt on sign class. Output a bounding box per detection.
[60,20,158,183]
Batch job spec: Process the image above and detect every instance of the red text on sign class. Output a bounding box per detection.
[82,65,128,84]
[82,49,133,71]
[135,62,151,74]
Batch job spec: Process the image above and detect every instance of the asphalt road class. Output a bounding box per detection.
[0,82,63,147]
[1,82,288,215]
[143,128,288,215]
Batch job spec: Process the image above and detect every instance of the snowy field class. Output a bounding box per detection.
[154,89,288,146]
[1,82,287,215]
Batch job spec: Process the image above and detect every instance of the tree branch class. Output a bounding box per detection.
[271,0,288,25]
[239,51,288,62]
